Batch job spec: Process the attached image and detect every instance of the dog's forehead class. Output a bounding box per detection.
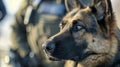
[63,7,93,24]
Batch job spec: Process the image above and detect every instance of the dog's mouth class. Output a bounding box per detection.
[48,56,62,61]
[44,50,63,61]
[46,53,69,61]
[68,51,98,61]
[81,51,98,59]
[45,50,99,61]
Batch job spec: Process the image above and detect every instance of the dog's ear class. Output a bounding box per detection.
[79,0,92,7]
[65,0,80,12]
[65,0,92,12]
[90,0,113,21]
[89,0,114,38]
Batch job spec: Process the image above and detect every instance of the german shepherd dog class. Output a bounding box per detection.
[42,0,120,67]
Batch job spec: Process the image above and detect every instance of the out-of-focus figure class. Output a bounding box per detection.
[8,0,66,67]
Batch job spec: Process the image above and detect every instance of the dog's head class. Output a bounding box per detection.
[42,0,118,66]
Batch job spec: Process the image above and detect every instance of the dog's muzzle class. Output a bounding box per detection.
[42,41,55,54]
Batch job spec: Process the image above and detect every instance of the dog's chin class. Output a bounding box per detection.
[47,54,80,62]
[46,54,63,61]
[47,54,72,61]
[48,56,62,61]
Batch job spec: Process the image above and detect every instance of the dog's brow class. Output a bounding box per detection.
[72,19,84,25]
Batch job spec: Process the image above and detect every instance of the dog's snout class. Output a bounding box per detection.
[42,41,55,53]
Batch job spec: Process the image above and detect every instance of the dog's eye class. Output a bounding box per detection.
[72,25,83,32]
[72,20,84,32]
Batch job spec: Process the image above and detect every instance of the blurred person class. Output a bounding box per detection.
[8,0,66,67]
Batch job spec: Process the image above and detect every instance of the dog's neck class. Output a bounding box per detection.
[77,33,119,67]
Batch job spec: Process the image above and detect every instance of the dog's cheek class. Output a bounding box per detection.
[72,30,85,38]
[72,30,86,43]
[84,33,94,43]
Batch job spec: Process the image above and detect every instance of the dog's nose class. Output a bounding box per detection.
[42,41,55,53]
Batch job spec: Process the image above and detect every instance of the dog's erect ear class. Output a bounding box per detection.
[65,0,80,12]
[89,0,113,38]
[79,0,92,7]
[90,0,113,21]
[65,0,92,12]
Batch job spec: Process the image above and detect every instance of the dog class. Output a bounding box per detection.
[42,0,120,67]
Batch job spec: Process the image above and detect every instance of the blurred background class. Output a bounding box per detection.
[0,0,120,67]
[0,0,23,67]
